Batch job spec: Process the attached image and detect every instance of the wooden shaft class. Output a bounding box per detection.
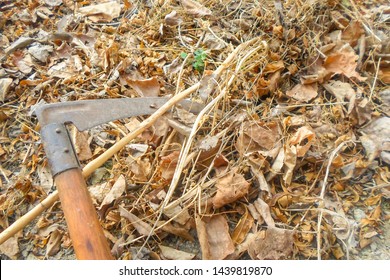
[55,168,113,260]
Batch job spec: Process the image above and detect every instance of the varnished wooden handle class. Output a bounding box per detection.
[55,168,113,260]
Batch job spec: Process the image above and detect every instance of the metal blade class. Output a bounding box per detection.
[35,97,204,131]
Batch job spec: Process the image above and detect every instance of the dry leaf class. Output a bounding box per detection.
[0,78,13,102]
[163,205,190,225]
[0,236,19,259]
[232,207,254,244]
[99,175,126,209]
[37,165,53,194]
[196,215,235,260]
[263,60,284,74]
[164,11,183,26]
[161,223,194,241]
[248,227,294,260]
[286,83,318,102]
[71,127,92,161]
[159,245,196,260]
[289,126,316,157]
[159,151,180,181]
[78,1,121,23]
[323,80,355,102]
[46,229,63,256]
[119,206,153,236]
[324,44,366,81]
[127,77,160,97]
[181,0,212,17]
[341,21,365,46]
[236,121,281,156]
[213,170,250,209]
[128,158,151,181]
[252,198,275,227]
[359,117,390,162]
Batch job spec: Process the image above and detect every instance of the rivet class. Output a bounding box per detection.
[55,128,61,133]
[64,148,69,153]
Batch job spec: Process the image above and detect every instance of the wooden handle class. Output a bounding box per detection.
[55,168,113,260]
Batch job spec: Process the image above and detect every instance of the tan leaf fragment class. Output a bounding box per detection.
[46,229,63,256]
[196,215,235,260]
[119,206,153,236]
[286,83,318,102]
[0,78,13,102]
[78,1,121,23]
[232,207,254,244]
[252,198,275,228]
[360,117,390,163]
[248,227,294,260]
[159,245,196,260]
[164,11,183,26]
[324,44,366,81]
[127,77,160,97]
[283,145,297,185]
[181,0,212,17]
[71,127,92,161]
[236,121,281,156]
[0,236,19,259]
[99,175,126,209]
[289,126,316,157]
[213,170,250,209]
[159,151,180,181]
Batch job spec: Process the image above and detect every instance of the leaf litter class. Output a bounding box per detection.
[0,0,389,260]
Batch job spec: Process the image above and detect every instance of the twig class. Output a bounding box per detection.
[316,141,351,260]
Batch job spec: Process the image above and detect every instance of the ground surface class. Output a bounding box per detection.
[0,0,389,260]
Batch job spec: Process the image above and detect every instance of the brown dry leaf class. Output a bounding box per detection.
[45,229,63,256]
[119,206,153,236]
[263,60,284,74]
[379,67,390,84]
[252,198,275,227]
[37,166,53,195]
[99,175,126,209]
[181,0,212,17]
[323,80,355,102]
[0,78,13,102]
[164,11,183,26]
[283,145,297,185]
[89,181,110,204]
[236,121,281,156]
[359,117,390,162]
[323,44,366,81]
[195,215,211,259]
[78,1,121,23]
[71,127,92,161]
[254,77,271,97]
[212,170,250,209]
[128,158,151,182]
[289,126,316,157]
[163,205,191,225]
[232,206,254,244]
[127,77,160,97]
[0,236,19,259]
[248,227,294,260]
[196,215,235,260]
[159,151,180,181]
[159,245,196,260]
[286,83,318,102]
[341,21,365,46]
[161,223,194,241]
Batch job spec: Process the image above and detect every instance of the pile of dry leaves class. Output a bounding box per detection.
[0,0,389,260]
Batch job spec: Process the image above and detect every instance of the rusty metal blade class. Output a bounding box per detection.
[34,97,204,131]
